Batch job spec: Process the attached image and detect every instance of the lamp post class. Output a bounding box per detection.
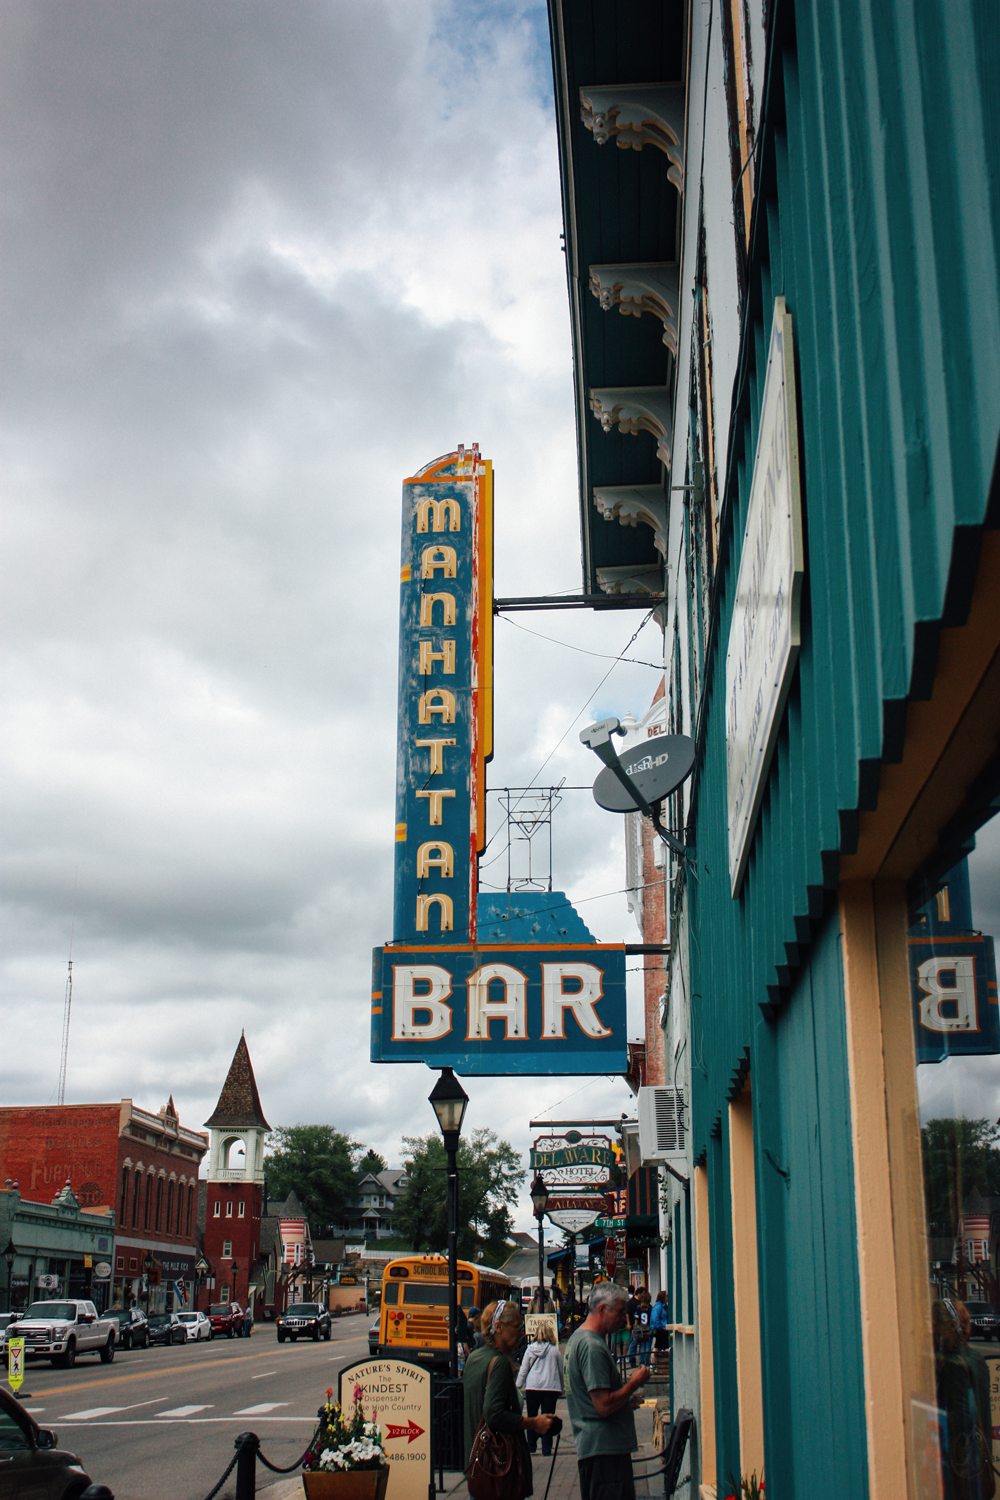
[3,1239,16,1314]
[143,1253,154,1316]
[428,1066,469,1378]
[529,1177,548,1312]
[194,1253,210,1313]
[231,1261,239,1310]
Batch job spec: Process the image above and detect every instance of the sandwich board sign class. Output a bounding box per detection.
[8,1337,24,1393]
[339,1358,431,1500]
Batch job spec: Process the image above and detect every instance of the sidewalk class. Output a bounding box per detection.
[436,1397,667,1500]
[261,1393,672,1500]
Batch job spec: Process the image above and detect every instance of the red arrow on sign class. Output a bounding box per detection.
[385,1421,425,1444]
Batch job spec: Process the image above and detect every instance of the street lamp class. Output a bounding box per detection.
[3,1239,16,1314]
[194,1254,210,1313]
[529,1177,548,1311]
[143,1253,154,1316]
[428,1067,469,1379]
[231,1261,239,1310]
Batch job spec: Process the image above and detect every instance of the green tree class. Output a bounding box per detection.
[265,1124,359,1232]
[921,1117,1000,1236]
[394,1128,525,1266]
[356,1149,387,1179]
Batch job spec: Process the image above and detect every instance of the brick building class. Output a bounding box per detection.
[0,1095,207,1310]
[199,1034,269,1315]
[622,684,668,1087]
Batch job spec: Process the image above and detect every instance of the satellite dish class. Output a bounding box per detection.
[593,734,695,813]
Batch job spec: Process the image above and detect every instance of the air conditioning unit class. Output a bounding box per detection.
[637,1087,687,1171]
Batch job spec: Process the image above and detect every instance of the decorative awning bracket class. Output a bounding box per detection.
[588,263,680,355]
[579,83,686,191]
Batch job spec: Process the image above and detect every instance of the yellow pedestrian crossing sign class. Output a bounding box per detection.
[8,1337,24,1393]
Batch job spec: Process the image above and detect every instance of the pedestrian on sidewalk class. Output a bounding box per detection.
[516,1321,563,1457]
[564,1283,650,1500]
[463,1300,556,1498]
[649,1292,668,1366]
[624,1288,640,1367]
[243,1302,253,1339]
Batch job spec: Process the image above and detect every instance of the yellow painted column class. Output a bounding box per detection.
[728,1086,764,1481]
[840,880,935,1500]
[694,1163,716,1492]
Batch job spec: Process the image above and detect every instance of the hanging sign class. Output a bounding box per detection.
[548,1207,602,1233]
[530,1142,614,1172]
[726,297,805,895]
[605,1239,618,1277]
[392,447,493,948]
[339,1358,431,1500]
[371,945,626,1075]
[545,1195,609,1215]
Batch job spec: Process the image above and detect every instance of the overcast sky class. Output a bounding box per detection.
[1,0,662,1230]
[3,1,995,1236]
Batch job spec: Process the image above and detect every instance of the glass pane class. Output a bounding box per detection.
[912,810,1000,1493]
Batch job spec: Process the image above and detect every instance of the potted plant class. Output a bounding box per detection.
[301,1385,390,1500]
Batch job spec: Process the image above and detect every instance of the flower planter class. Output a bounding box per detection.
[302,1468,390,1500]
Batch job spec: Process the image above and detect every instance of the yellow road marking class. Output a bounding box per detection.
[21,1337,367,1398]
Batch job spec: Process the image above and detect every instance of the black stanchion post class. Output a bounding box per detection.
[233,1431,259,1500]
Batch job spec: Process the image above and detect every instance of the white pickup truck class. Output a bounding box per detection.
[3,1299,117,1368]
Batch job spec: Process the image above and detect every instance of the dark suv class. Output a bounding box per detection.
[964,1300,1000,1340]
[104,1307,150,1350]
[207,1303,242,1338]
[276,1302,332,1342]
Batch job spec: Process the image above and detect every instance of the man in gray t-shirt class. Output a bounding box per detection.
[565,1283,650,1500]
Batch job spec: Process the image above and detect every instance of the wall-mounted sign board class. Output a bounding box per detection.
[371,944,626,1075]
[726,298,805,895]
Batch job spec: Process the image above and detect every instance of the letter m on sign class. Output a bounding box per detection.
[417,498,461,532]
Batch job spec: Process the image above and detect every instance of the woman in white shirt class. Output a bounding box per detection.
[516,1322,563,1456]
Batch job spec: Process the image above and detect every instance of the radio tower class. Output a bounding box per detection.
[57,876,77,1106]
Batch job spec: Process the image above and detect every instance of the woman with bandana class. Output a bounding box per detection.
[463,1299,557,1497]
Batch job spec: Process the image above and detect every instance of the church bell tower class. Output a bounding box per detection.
[202,1034,270,1312]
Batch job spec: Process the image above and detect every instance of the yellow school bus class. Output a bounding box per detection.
[378,1255,511,1367]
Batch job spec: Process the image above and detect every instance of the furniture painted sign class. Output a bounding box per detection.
[370,945,626,1074]
[393,448,493,946]
[725,298,805,895]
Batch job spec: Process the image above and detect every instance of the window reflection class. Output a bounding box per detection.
[913,813,1000,1498]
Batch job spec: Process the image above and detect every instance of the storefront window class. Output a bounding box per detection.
[911,811,1000,1496]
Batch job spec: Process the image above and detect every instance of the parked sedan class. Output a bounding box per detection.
[0,1384,94,1497]
[104,1307,150,1350]
[368,1318,380,1356]
[177,1310,214,1342]
[964,1300,1000,1340]
[276,1302,332,1342]
[147,1312,187,1347]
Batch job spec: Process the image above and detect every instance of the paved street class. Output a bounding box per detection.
[10,1318,371,1499]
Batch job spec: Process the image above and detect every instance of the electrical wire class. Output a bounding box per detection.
[498,613,664,669]
[480,609,658,861]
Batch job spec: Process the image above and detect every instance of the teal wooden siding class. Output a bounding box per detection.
[688,0,1000,1166]
[687,0,1000,1491]
[757,913,866,1497]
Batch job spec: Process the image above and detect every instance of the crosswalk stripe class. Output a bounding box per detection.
[157,1405,213,1417]
[60,1407,123,1420]
[233,1402,289,1415]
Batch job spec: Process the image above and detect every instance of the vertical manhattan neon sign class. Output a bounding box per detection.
[392,446,493,946]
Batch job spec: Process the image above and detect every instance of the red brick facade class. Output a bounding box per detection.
[201,1180,262,1311]
[0,1098,207,1306]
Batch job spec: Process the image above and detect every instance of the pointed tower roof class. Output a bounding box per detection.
[204,1034,270,1131]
